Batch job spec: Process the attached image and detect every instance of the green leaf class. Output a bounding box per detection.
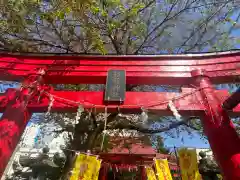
[107,20,120,32]
[65,7,71,14]
[129,3,145,16]
[236,38,240,45]
[58,11,65,20]
[166,0,175,4]
[26,19,34,25]
[230,19,237,25]
[101,9,107,17]
[91,6,100,14]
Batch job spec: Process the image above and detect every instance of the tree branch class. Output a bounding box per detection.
[134,0,197,54]
[228,11,240,35]
[87,112,119,149]
[7,33,76,53]
[177,1,232,53]
[149,24,175,43]
[109,34,123,54]
[138,0,156,14]
[184,121,201,131]
[109,117,196,134]
[91,112,98,129]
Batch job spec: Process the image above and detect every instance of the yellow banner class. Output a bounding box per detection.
[92,158,101,180]
[155,159,173,180]
[70,153,101,180]
[178,148,201,180]
[145,166,157,180]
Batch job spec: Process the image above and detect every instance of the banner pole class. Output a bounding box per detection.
[174,146,182,180]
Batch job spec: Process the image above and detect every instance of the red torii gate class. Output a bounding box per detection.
[0,51,240,179]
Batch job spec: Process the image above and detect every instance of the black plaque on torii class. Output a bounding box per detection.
[104,70,126,103]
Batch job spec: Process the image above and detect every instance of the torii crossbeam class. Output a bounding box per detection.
[0,51,240,179]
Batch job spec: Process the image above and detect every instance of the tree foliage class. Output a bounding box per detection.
[0,0,239,54]
[1,0,240,179]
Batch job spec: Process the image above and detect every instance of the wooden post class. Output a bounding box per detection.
[141,166,146,180]
[0,70,45,177]
[99,164,108,180]
[222,87,240,110]
[191,69,240,180]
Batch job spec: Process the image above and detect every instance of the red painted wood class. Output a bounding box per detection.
[223,91,240,110]
[1,61,240,72]
[0,56,239,66]
[0,73,44,177]
[0,52,239,85]
[192,69,240,180]
[141,166,147,180]
[99,164,108,180]
[0,89,200,114]
[0,69,239,85]
[0,88,239,116]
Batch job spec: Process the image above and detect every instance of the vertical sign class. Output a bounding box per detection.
[155,159,173,180]
[105,70,126,102]
[145,166,157,180]
[178,148,201,180]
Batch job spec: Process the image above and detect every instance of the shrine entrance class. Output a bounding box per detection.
[0,51,240,179]
[99,149,180,180]
[107,169,139,180]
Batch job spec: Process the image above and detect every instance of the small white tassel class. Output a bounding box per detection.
[117,106,123,117]
[75,105,84,124]
[140,108,148,124]
[168,100,182,121]
[77,105,84,115]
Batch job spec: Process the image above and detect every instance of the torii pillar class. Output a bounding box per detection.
[192,69,240,180]
[0,70,45,177]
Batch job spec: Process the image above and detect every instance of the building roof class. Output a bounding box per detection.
[109,143,156,155]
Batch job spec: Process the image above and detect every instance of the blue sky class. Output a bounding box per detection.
[164,131,209,149]
[231,10,240,49]
[163,83,240,149]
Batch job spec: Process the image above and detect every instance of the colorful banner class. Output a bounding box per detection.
[178,148,201,180]
[155,159,173,180]
[145,166,157,180]
[70,153,101,180]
